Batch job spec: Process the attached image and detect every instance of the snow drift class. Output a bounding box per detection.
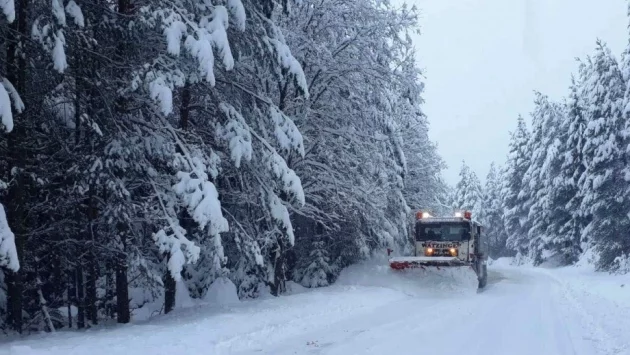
[335,255,478,297]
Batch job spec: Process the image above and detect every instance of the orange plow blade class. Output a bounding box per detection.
[389,256,470,270]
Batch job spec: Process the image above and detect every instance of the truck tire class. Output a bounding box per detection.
[478,264,487,289]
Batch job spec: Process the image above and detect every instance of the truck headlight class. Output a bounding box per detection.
[449,248,457,256]
[425,248,434,256]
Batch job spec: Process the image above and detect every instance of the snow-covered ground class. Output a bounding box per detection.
[2,257,630,355]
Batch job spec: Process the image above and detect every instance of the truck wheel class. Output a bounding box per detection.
[478,264,487,288]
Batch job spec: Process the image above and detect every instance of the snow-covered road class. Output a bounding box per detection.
[244,266,625,355]
[2,260,630,355]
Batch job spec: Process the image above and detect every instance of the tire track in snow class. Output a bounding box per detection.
[537,268,628,355]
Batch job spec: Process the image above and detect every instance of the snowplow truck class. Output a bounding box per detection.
[388,210,488,289]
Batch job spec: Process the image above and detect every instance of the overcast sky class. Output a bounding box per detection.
[396,0,628,186]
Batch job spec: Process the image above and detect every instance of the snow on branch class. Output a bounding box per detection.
[52,0,66,26]
[31,19,68,74]
[173,154,229,236]
[64,0,84,27]
[151,179,201,281]
[153,224,200,281]
[0,204,20,272]
[168,150,229,279]
[2,78,24,114]
[265,151,305,207]
[1,0,15,22]
[217,102,252,168]
[227,0,246,32]
[165,20,186,56]
[0,77,23,132]
[267,37,309,98]
[184,32,216,85]
[267,191,295,246]
[162,5,235,87]
[52,30,68,72]
[0,83,13,133]
[383,116,406,176]
[201,6,234,70]
[149,76,173,115]
[270,106,304,157]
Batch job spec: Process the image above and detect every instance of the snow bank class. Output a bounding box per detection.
[490,257,516,268]
[175,280,195,308]
[203,277,239,305]
[284,281,308,295]
[0,279,408,355]
[537,265,630,353]
[335,255,478,297]
[7,261,630,355]
[549,266,630,308]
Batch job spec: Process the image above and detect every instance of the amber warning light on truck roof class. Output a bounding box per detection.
[417,210,472,220]
[415,211,432,220]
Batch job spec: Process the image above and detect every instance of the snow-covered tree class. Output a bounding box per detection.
[496,36,630,272]
[545,75,588,265]
[502,115,531,261]
[577,41,629,271]
[453,161,483,218]
[519,92,566,264]
[481,163,510,258]
[0,0,449,334]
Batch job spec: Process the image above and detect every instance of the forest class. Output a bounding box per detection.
[454,38,630,274]
[3,0,630,338]
[0,0,449,333]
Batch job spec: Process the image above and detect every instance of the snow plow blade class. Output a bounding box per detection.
[389,256,469,270]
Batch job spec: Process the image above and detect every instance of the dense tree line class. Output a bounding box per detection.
[495,38,630,271]
[463,12,630,271]
[450,161,511,260]
[0,0,447,333]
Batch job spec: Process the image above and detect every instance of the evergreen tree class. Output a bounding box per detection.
[481,163,510,258]
[0,0,449,333]
[502,116,531,261]
[452,161,483,218]
[578,41,629,271]
[547,75,588,265]
[521,92,565,264]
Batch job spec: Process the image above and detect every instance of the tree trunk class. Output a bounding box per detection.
[67,279,73,329]
[85,182,98,325]
[115,258,130,323]
[163,266,176,314]
[86,261,98,325]
[270,242,287,296]
[115,222,130,324]
[105,261,115,319]
[161,84,191,314]
[76,265,85,328]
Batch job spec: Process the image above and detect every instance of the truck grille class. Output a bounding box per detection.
[429,249,454,257]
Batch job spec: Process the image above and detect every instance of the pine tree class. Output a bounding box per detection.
[521,92,565,264]
[453,161,483,218]
[502,116,531,261]
[481,163,510,258]
[0,0,452,333]
[547,75,588,265]
[578,41,629,271]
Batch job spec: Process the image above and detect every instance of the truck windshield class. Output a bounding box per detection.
[416,223,470,241]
